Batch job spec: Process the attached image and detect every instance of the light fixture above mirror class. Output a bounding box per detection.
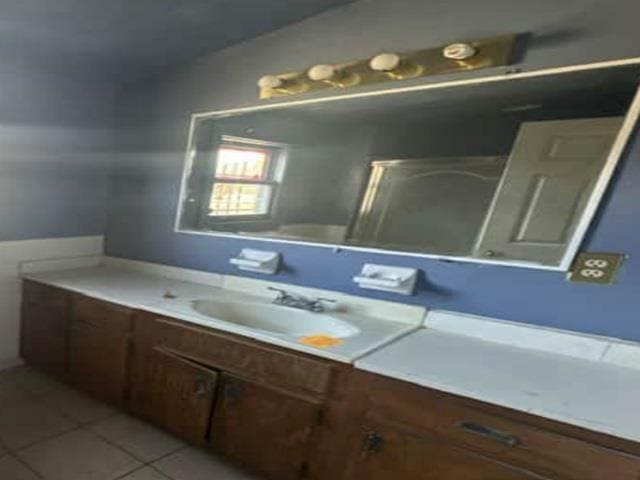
[257,34,518,99]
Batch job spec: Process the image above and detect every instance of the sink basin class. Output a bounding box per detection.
[191,299,359,339]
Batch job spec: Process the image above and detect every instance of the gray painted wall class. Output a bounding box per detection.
[0,59,113,241]
[106,0,640,340]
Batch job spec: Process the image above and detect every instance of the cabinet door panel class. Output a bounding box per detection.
[20,283,70,379]
[20,305,67,377]
[345,422,547,480]
[210,374,322,480]
[68,321,129,406]
[129,347,217,445]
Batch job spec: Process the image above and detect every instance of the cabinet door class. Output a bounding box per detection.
[20,283,70,378]
[68,321,129,406]
[210,374,322,480]
[129,347,218,445]
[345,423,547,480]
[475,117,622,265]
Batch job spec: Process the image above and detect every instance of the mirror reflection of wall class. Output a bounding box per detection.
[178,64,639,268]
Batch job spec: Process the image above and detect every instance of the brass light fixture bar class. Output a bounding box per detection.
[257,33,518,99]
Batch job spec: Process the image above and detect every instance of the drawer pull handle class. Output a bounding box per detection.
[456,421,520,447]
[194,379,209,398]
[361,431,384,457]
[221,379,242,402]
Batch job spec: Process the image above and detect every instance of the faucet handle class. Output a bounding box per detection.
[308,297,337,313]
[267,286,289,300]
[316,297,336,304]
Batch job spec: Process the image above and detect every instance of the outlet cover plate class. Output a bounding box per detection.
[568,252,626,284]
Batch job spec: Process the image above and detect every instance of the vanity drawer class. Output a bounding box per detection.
[366,377,640,480]
[23,280,69,310]
[140,314,335,398]
[72,295,133,333]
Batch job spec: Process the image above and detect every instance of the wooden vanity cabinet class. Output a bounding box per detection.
[23,283,640,480]
[129,311,347,479]
[340,371,640,480]
[21,280,70,379]
[345,420,545,480]
[210,373,323,480]
[67,295,133,406]
[129,346,218,445]
[21,282,133,407]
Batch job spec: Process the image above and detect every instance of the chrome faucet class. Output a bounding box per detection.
[268,287,335,313]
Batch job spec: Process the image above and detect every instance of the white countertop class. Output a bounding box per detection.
[23,267,419,363]
[356,328,640,443]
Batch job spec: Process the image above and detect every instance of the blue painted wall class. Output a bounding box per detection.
[0,59,113,242]
[106,0,640,340]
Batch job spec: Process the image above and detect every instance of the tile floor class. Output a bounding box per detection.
[0,366,258,480]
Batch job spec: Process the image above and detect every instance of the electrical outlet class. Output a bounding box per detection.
[568,252,626,284]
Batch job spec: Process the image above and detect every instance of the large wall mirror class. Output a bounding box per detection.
[176,62,640,270]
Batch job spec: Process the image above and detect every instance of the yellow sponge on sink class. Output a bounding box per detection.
[299,335,343,348]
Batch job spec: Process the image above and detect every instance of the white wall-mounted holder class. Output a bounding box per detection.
[353,264,418,295]
[230,248,280,274]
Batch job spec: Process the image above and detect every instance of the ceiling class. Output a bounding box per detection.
[0,0,354,83]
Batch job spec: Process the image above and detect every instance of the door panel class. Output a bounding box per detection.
[345,422,547,480]
[210,374,322,480]
[475,117,622,265]
[130,347,218,445]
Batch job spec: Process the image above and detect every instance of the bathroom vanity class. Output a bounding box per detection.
[19,268,640,480]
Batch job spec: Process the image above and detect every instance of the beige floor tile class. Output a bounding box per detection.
[0,366,24,382]
[90,414,184,462]
[153,447,258,480]
[1,366,64,396]
[46,386,116,424]
[0,455,40,480]
[0,398,78,450]
[0,373,33,406]
[17,429,142,480]
[119,466,171,479]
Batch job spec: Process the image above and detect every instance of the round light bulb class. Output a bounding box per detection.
[257,75,283,89]
[308,64,337,81]
[442,43,477,60]
[369,53,402,72]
